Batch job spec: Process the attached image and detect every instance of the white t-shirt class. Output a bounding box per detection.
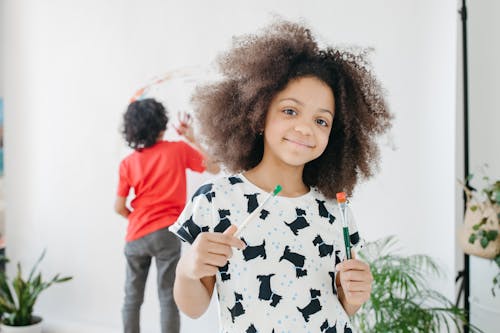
[170,174,363,333]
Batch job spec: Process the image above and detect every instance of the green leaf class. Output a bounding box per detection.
[486,230,498,241]
[55,276,73,283]
[468,234,477,244]
[27,249,46,283]
[480,237,490,249]
[494,190,500,205]
[470,205,478,212]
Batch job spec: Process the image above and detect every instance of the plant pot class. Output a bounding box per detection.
[0,316,42,333]
[458,201,500,259]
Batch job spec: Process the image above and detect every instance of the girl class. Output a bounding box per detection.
[169,20,391,332]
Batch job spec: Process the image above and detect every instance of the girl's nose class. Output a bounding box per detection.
[293,122,313,136]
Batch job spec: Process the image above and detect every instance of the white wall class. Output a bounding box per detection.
[3,0,460,332]
[467,0,500,330]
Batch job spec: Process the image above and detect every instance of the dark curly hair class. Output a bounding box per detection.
[122,98,168,150]
[193,20,392,198]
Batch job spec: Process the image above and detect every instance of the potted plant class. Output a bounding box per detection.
[0,250,72,333]
[457,173,500,295]
[352,236,482,333]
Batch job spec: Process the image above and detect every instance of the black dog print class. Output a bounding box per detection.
[329,250,342,295]
[241,238,266,261]
[256,274,282,307]
[259,209,270,220]
[297,289,322,322]
[350,231,360,246]
[313,235,334,257]
[244,193,260,213]
[228,176,244,185]
[320,319,337,333]
[316,199,336,224]
[344,323,353,333]
[176,215,209,244]
[228,292,245,323]
[246,324,257,333]
[284,208,310,235]
[335,249,342,266]
[328,271,337,295]
[219,262,231,281]
[214,209,232,233]
[191,183,215,202]
[279,245,307,278]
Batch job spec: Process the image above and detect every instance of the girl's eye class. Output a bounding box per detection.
[283,108,297,116]
[316,118,329,127]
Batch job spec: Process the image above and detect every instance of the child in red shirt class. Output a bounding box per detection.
[115,98,218,333]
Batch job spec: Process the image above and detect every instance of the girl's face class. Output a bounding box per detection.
[262,76,334,168]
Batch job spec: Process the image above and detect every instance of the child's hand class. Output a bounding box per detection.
[173,112,195,142]
[335,251,373,307]
[179,225,246,281]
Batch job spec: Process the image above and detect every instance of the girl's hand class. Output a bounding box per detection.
[335,251,373,308]
[178,225,246,281]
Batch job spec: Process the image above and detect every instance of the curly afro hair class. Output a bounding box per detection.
[122,98,168,150]
[193,20,392,198]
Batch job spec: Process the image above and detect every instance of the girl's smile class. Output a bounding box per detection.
[282,137,316,149]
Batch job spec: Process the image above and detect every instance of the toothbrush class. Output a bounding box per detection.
[234,185,282,238]
[336,192,352,260]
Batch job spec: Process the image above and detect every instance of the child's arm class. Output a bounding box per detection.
[186,138,220,175]
[173,225,245,318]
[114,196,131,218]
[174,263,216,318]
[176,118,220,174]
[335,251,373,316]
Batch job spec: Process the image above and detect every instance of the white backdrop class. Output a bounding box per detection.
[3,0,461,332]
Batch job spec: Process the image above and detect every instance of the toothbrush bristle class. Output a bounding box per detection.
[336,192,347,203]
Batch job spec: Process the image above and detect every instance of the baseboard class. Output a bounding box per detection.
[42,319,120,333]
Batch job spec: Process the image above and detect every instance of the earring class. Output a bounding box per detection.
[258,131,263,136]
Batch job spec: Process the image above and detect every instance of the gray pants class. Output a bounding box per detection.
[123,227,181,333]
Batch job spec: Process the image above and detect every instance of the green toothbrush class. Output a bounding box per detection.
[234,185,282,238]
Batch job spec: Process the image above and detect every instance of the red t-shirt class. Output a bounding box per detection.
[117,140,205,242]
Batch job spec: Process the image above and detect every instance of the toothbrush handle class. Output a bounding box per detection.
[234,192,272,238]
[343,227,352,260]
